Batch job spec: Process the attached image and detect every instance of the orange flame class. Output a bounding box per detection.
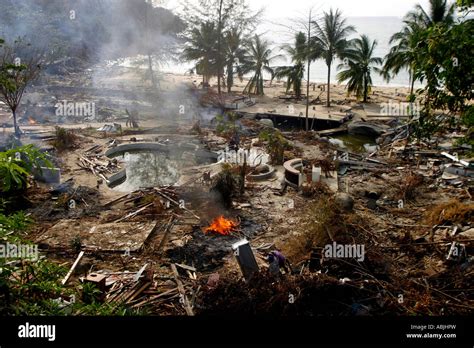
[204,216,238,236]
[28,117,37,125]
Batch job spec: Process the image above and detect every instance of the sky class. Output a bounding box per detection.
[163,0,433,18]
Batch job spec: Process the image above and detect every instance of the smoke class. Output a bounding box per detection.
[0,0,185,66]
[0,0,225,194]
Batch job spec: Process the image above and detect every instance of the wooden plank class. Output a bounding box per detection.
[126,282,151,304]
[102,193,130,208]
[130,288,178,308]
[171,264,194,316]
[113,202,154,223]
[157,217,176,254]
[155,190,200,220]
[61,251,85,285]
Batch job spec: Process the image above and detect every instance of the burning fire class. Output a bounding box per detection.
[204,216,238,236]
[28,117,37,125]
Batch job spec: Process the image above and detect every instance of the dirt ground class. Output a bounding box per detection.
[2,65,472,316]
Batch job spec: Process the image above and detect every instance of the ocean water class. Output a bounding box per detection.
[163,16,417,88]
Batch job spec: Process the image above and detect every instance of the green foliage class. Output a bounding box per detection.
[457,0,473,9]
[69,236,82,253]
[0,209,137,316]
[81,282,102,304]
[240,35,280,95]
[0,210,30,242]
[215,112,239,136]
[312,8,355,107]
[409,19,474,140]
[414,21,474,114]
[182,21,219,84]
[0,144,52,193]
[382,0,471,141]
[224,28,247,93]
[461,105,474,127]
[273,32,308,99]
[457,105,474,153]
[0,249,67,315]
[259,129,290,165]
[337,34,382,102]
[182,0,259,93]
[411,111,444,141]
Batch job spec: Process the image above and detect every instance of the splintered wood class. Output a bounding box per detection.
[103,186,200,221]
[100,263,199,315]
[77,145,120,181]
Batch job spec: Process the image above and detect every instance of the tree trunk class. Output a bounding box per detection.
[227,62,232,93]
[363,76,368,103]
[13,109,20,137]
[305,62,311,131]
[305,10,312,131]
[148,53,156,89]
[409,68,415,118]
[217,0,224,96]
[326,62,331,107]
[410,69,415,97]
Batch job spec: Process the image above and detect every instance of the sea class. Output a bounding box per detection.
[162,16,418,88]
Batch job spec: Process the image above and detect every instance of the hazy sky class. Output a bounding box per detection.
[164,0,433,18]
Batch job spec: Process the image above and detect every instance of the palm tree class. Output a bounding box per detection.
[240,35,280,95]
[337,35,382,103]
[382,21,423,96]
[223,28,247,93]
[382,0,455,95]
[312,9,355,107]
[406,0,455,27]
[273,32,307,99]
[182,22,219,87]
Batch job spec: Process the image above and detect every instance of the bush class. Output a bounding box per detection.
[215,113,239,137]
[51,126,78,151]
[259,129,290,165]
[0,145,52,193]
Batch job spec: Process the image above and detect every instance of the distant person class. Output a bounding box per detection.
[267,250,291,275]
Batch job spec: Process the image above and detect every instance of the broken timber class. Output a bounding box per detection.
[171,263,194,316]
[61,250,85,285]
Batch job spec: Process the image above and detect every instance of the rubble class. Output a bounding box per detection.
[9,64,473,317]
